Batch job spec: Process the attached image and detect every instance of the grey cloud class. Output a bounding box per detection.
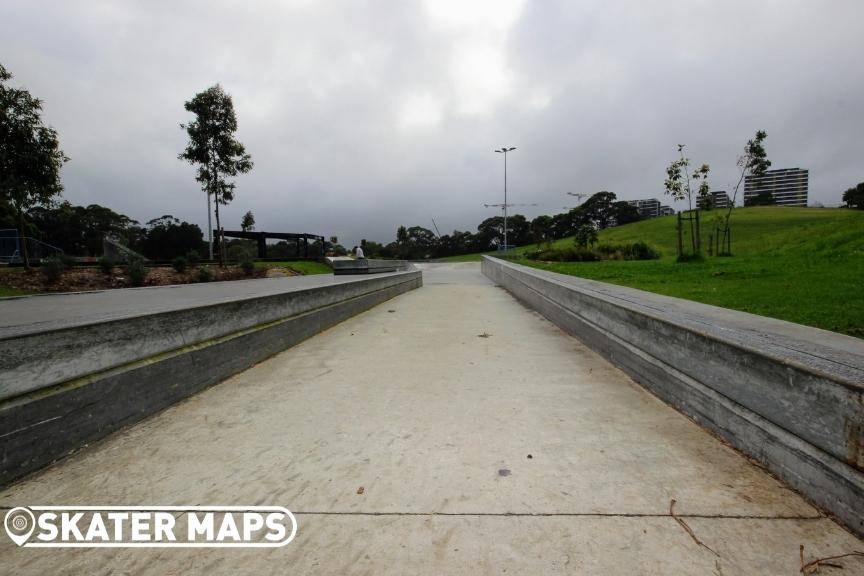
[2,0,862,248]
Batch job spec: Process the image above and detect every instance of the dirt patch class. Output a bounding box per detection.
[0,265,299,294]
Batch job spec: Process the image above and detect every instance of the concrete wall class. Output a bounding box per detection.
[331,259,409,275]
[0,270,421,485]
[482,256,864,536]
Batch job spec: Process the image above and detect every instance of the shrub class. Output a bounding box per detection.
[126,258,148,286]
[227,244,255,262]
[526,242,658,263]
[528,247,599,262]
[569,247,601,261]
[595,242,660,261]
[574,225,598,248]
[186,250,200,268]
[595,244,626,260]
[239,256,255,276]
[41,256,65,283]
[60,254,77,269]
[196,266,213,283]
[629,241,659,260]
[172,256,188,273]
[98,256,114,275]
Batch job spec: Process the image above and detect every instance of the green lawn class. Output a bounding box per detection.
[475,207,864,337]
[255,260,332,275]
[0,286,33,297]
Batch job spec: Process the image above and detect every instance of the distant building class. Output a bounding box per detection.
[627,198,661,219]
[744,168,809,207]
[658,205,675,216]
[696,190,731,210]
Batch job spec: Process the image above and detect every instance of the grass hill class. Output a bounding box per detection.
[446,207,864,337]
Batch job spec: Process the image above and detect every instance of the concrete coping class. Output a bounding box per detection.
[331,259,412,275]
[483,256,864,391]
[0,270,416,339]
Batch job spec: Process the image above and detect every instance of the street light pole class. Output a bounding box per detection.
[494,146,516,250]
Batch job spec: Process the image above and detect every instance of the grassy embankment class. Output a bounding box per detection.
[254,260,332,275]
[445,207,864,337]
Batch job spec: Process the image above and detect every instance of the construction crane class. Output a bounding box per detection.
[483,203,538,250]
[483,202,538,210]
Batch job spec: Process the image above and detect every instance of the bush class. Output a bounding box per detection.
[526,242,659,263]
[629,241,659,260]
[227,243,255,262]
[60,253,77,269]
[527,247,599,262]
[239,256,255,276]
[573,225,598,248]
[41,256,66,283]
[172,256,188,274]
[126,258,148,286]
[594,244,627,260]
[98,256,114,275]
[186,250,200,268]
[196,266,213,283]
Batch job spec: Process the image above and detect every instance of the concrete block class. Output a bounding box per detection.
[0,271,418,400]
[0,270,422,485]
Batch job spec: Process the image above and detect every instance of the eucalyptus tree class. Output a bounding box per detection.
[241,210,255,232]
[0,63,68,268]
[179,84,253,265]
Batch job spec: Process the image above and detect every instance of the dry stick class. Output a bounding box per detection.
[669,499,720,558]
[799,546,864,574]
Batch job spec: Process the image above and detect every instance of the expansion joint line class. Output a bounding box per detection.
[289,511,822,520]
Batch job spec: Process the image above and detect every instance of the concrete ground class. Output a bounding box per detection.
[1,262,861,574]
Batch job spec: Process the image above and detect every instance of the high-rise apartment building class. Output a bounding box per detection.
[627,198,661,219]
[696,190,731,210]
[744,168,808,207]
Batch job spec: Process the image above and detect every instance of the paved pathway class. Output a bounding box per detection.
[1,263,861,574]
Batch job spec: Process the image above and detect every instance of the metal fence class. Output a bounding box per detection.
[0,229,64,264]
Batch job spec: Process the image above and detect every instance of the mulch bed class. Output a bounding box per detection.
[0,265,295,294]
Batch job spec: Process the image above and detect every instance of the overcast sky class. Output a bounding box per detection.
[2,0,863,247]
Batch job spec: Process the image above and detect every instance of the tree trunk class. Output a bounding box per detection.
[18,206,30,270]
[214,197,222,267]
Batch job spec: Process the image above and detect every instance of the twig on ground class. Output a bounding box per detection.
[799,545,864,574]
[670,499,720,558]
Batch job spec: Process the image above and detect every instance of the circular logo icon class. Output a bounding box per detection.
[4,507,35,546]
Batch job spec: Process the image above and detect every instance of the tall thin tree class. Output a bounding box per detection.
[665,144,709,256]
[179,84,253,266]
[0,63,68,269]
[719,130,770,254]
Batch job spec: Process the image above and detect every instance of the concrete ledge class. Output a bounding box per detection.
[1,271,418,400]
[331,259,410,275]
[0,270,421,485]
[482,256,864,535]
